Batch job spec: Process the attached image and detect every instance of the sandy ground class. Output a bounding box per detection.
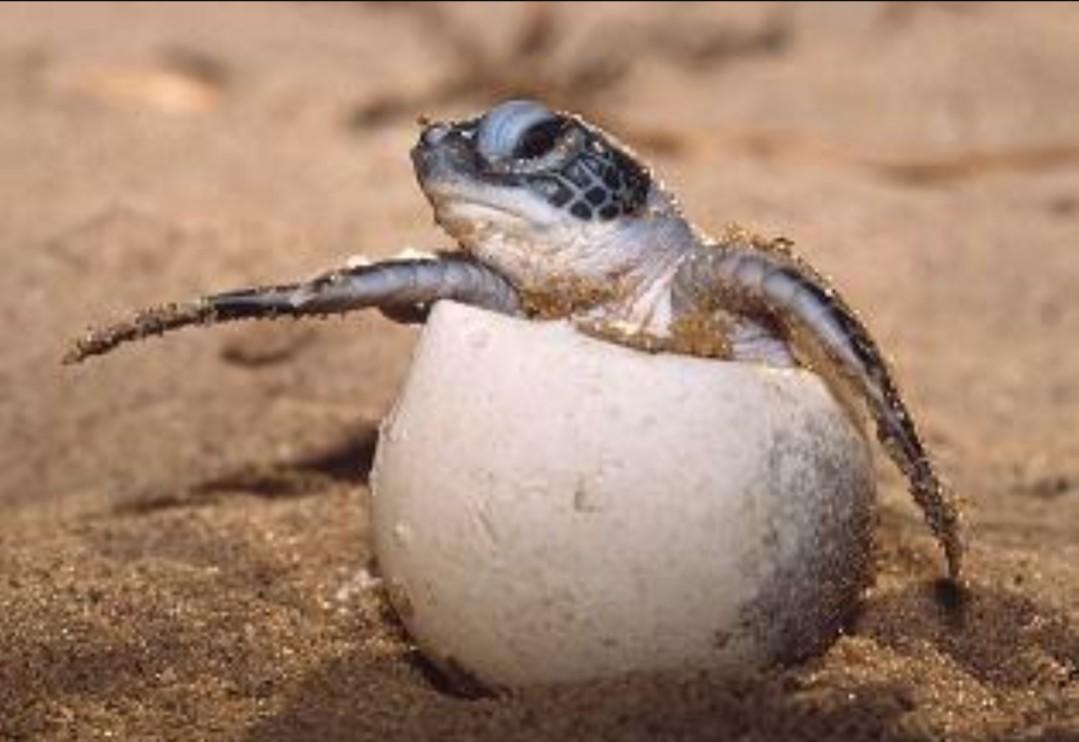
[1,2,1078,739]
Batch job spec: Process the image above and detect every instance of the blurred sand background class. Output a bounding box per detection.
[1,2,1077,739]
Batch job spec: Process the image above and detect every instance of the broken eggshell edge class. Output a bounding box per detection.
[370,300,875,690]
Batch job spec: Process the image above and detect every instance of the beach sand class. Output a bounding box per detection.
[1,3,1077,739]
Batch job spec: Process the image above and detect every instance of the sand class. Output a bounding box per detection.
[1,2,1077,739]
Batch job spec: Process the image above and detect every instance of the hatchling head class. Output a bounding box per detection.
[411,99,685,295]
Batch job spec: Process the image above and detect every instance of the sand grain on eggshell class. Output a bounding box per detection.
[2,3,1078,740]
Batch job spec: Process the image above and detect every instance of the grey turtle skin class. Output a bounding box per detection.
[65,99,963,580]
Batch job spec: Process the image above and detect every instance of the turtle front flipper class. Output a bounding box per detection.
[64,256,521,364]
[672,234,964,581]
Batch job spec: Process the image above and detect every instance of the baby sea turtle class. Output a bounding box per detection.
[65,99,963,580]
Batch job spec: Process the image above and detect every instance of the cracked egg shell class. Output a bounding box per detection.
[371,301,875,690]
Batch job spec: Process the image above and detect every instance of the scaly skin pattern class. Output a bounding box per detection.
[65,99,963,580]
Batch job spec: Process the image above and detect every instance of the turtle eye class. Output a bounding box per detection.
[513,118,567,160]
[476,99,561,164]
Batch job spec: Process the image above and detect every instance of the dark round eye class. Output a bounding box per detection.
[513,118,567,160]
[476,100,563,164]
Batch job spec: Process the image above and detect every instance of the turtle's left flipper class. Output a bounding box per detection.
[63,256,521,364]
[672,236,964,580]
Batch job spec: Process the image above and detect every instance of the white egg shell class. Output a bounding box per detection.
[371,301,875,690]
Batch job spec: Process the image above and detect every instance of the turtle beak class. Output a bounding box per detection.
[410,122,449,181]
[411,122,481,188]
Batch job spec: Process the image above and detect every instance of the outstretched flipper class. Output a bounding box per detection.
[672,233,964,580]
[64,256,522,364]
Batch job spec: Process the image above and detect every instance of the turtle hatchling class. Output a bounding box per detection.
[66,98,964,582]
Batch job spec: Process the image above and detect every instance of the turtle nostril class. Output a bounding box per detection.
[421,123,451,148]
